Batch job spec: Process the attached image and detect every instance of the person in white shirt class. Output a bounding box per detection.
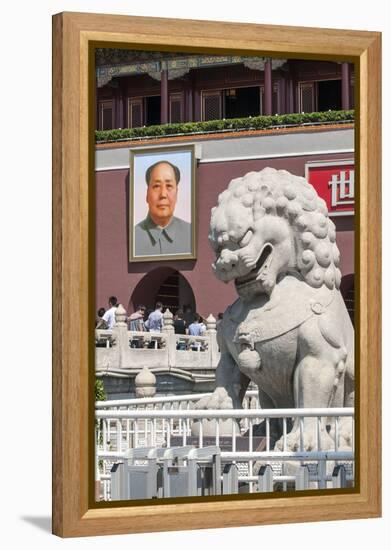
[102,296,118,329]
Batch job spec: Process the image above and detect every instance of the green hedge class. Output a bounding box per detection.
[95,378,106,402]
[95,110,354,143]
[95,379,106,442]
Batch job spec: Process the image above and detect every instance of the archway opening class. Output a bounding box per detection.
[129,267,196,317]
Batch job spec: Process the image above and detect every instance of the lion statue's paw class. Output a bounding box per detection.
[192,388,236,437]
[194,387,234,410]
[274,428,335,452]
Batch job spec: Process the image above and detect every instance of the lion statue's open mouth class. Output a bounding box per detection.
[234,243,274,291]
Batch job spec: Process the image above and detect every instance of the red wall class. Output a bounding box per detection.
[95,152,354,317]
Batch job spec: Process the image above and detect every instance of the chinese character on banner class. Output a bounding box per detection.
[305,160,355,216]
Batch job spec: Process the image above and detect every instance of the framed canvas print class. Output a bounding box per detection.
[129,144,197,261]
[52,12,381,538]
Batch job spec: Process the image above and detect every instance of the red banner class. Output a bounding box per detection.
[305,160,355,216]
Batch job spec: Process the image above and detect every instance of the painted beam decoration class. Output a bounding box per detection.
[96,49,286,87]
[305,160,355,216]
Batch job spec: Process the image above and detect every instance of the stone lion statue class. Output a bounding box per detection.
[197,167,354,452]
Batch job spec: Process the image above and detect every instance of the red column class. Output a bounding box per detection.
[264,59,272,116]
[187,87,193,122]
[194,88,201,121]
[96,94,100,130]
[122,91,127,128]
[341,62,351,110]
[120,79,127,129]
[160,69,169,124]
[288,79,294,113]
[280,77,286,115]
[116,87,124,129]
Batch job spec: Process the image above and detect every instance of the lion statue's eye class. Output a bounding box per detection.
[238,229,253,248]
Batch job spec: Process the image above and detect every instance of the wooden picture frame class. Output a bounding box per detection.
[52,12,381,537]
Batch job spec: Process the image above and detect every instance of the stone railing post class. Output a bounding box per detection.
[205,313,219,368]
[135,366,157,398]
[162,308,176,368]
[112,304,129,368]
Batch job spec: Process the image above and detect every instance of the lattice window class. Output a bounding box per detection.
[299,82,315,113]
[169,93,184,123]
[99,100,114,130]
[128,98,143,128]
[202,91,222,121]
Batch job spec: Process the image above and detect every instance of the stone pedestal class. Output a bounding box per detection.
[191,418,236,438]
[135,366,157,398]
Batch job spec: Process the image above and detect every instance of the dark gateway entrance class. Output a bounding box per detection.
[317,79,342,111]
[224,86,260,118]
[145,95,161,126]
[129,267,196,316]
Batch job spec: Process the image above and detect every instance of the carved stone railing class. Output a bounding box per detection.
[95,306,220,378]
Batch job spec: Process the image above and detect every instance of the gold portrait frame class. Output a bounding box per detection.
[52,12,381,537]
[129,143,197,262]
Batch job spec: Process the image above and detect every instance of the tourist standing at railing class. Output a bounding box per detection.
[95,307,108,329]
[174,309,188,350]
[101,296,118,329]
[183,305,195,327]
[128,304,147,348]
[199,316,206,334]
[188,314,206,336]
[128,304,146,332]
[146,301,164,332]
[173,309,187,335]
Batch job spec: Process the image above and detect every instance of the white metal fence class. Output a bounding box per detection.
[95,403,354,500]
[95,390,260,412]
